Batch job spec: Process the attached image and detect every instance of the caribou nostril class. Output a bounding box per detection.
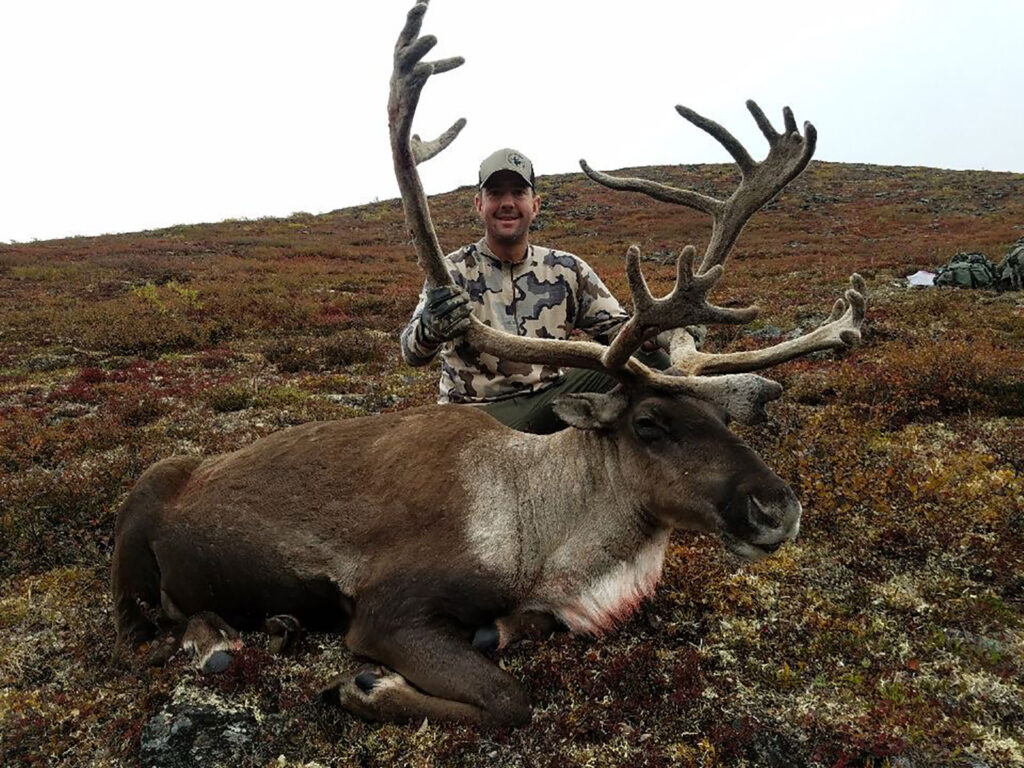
[749,495,780,529]
[761,540,784,554]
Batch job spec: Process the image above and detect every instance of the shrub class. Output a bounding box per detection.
[67,299,215,357]
[0,449,142,577]
[263,330,390,373]
[321,329,390,367]
[111,390,167,427]
[206,384,253,413]
[788,336,1024,427]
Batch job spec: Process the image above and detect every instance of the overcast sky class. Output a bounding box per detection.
[2,0,1022,244]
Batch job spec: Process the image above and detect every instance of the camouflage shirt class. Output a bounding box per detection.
[400,239,628,404]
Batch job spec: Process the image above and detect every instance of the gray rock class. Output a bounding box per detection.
[746,325,783,341]
[323,393,367,407]
[140,686,260,768]
[25,354,75,372]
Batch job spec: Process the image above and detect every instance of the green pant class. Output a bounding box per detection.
[478,349,670,434]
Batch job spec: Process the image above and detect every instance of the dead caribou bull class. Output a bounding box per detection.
[111,0,865,727]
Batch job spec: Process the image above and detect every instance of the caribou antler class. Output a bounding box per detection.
[580,101,865,382]
[581,100,817,275]
[666,274,867,376]
[388,0,465,288]
[388,2,862,424]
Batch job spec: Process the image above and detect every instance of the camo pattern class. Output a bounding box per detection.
[400,239,628,403]
[997,238,1024,290]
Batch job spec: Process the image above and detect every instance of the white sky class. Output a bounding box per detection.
[2,0,1022,244]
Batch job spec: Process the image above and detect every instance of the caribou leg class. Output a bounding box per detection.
[143,612,303,670]
[321,665,497,725]
[330,621,532,726]
[144,611,243,672]
[264,613,303,655]
[473,609,565,653]
[180,611,243,672]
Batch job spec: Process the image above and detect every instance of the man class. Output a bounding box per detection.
[400,148,669,433]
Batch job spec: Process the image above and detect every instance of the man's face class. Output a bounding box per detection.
[474,171,540,248]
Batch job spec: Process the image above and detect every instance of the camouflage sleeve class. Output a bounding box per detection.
[572,257,629,343]
[399,281,442,366]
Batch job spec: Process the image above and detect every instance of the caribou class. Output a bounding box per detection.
[111,0,866,727]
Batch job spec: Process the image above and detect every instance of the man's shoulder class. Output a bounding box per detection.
[445,242,472,261]
[446,241,488,270]
[530,245,591,276]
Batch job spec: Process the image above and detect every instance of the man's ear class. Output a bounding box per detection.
[552,391,628,430]
[473,193,483,216]
[531,192,541,215]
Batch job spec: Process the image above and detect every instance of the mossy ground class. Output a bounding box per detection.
[1,162,1022,766]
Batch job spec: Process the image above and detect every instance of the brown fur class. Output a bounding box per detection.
[111,394,799,726]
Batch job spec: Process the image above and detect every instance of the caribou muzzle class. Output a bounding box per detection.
[721,479,802,561]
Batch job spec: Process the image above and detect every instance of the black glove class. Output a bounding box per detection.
[416,285,472,345]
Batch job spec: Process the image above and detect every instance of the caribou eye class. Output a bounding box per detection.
[634,415,669,442]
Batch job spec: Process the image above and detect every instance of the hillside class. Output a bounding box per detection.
[1,161,1023,767]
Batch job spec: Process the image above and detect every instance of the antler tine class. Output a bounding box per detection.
[411,117,467,165]
[674,104,756,177]
[582,100,817,275]
[579,160,720,216]
[668,274,867,376]
[388,1,466,288]
[600,246,759,370]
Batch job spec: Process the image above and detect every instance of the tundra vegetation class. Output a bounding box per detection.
[1,160,1023,766]
[105,7,855,732]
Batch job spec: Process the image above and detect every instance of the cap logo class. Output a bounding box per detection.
[479,148,534,188]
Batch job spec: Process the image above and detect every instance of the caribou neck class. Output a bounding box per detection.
[459,426,669,600]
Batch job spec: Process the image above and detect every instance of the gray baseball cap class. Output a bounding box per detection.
[478,148,535,189]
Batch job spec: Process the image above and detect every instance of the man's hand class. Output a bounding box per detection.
[417,285,473,345]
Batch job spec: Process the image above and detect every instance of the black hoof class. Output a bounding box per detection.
[472,624,500,653]
[354,670,378,693]
[265,614,303,655]
[203,650,233,674]
[265,614,301,635]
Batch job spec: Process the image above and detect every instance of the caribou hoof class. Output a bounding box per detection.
[202,650,234,674]
[355,670,378,693]
[264,614,303,655]
[472,623,500,653]
[181,612,242,674]
[318,666,392,706]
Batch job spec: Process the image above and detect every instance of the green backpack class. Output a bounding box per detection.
[996,238,1024,291]
[934,252,998,289]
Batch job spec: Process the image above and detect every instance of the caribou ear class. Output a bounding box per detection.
[553,391,629,431]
